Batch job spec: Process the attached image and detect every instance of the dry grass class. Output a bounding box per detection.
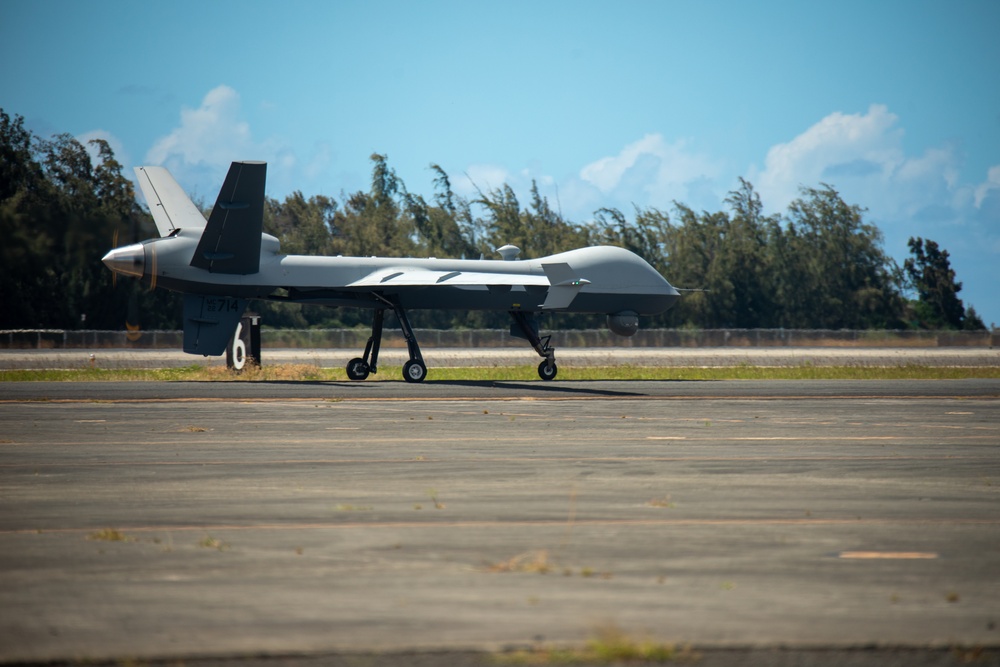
[646,494,675,508]
[333,504,372,512]
[494,623,686,664]
[200,363,328,381]
[489,550,552,574]
[88,528,133,542]
[198,536,229,551]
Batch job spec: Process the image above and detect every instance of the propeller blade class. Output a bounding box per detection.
[111,228,119,287]
[149,242,157,291]
[125,292,141,341]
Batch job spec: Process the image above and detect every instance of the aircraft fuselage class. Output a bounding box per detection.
[105,232,679,314]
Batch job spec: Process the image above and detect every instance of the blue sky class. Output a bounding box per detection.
[3,0,998,325]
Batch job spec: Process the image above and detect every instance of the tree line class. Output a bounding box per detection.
[0,108,985,332]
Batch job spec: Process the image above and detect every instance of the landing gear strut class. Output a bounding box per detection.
[345,296,426,383]
[510,311,557,381]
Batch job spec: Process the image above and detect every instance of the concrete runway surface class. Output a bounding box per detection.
[0,379,999,665]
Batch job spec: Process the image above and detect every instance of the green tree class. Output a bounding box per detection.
[0,110,44,202]
[0,111,54,326]
[5,108,975,334]
[265,191,336,256]
[592,205,671,276]
[476,183,526,255]
[475,180,589,259]
[403,165,478,260]
[783,185,904,329]
[331,154,417,258]
[0,109,177,330]
[903,237,983,330]
[721,178,779,328]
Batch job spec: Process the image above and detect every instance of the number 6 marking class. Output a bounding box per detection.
[231,322,246,370]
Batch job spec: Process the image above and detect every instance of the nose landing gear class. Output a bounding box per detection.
[510,311,558,381]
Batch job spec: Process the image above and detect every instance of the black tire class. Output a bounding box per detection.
[403,359,427,383]
[537,360,558,381]
[346,357,370,381]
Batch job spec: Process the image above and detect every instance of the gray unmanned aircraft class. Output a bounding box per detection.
[102,161,680,382]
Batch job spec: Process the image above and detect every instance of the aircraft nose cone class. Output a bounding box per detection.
[102,243,145,278]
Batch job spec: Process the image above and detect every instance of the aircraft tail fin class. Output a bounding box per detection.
[134,166,209,237]
[191,161,267,275]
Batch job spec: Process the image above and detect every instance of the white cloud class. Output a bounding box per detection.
[746,104,992,228]
[146,85,254,169]
[443,134,724,224]
[143,85,312,199]
[452,164,511,198]
[974,165,1000,208]
[577,133,724,214]
[750,104,904,211]
[580,134,663,193]
[746,104,1000,323]
[304,142,333,182]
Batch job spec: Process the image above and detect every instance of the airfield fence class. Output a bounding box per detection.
[1,328,997,350]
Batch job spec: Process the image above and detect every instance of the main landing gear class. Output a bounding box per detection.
[346,296,426,383]
[345,304,559,383]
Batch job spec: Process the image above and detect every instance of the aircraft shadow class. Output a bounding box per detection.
[191,378,706,399]
[421,379,648,397]
[208,379,648,397]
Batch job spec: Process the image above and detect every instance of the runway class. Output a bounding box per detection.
[1,379,998,664]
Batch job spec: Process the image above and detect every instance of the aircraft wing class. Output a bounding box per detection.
[346,268,551,288]
[347,263,591,309]
[134,166,208,236]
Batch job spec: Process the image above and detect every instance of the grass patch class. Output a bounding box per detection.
[1,363,997,383]
[199,363,329,381]
[489,550,552,574]
[333,504,372,512]
[487,551,611,579]
[198,536,229,551]
[426,488,446,509]
[495,624,685,664]
[646,494,675,508]
[0,365,208,382]
[88,528,133,542]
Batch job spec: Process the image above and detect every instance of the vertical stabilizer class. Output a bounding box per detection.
[191,161,267,275]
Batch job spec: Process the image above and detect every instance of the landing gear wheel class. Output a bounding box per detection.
[346,357,370,381]
[403,359,427,383]
[537,360,558,381]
